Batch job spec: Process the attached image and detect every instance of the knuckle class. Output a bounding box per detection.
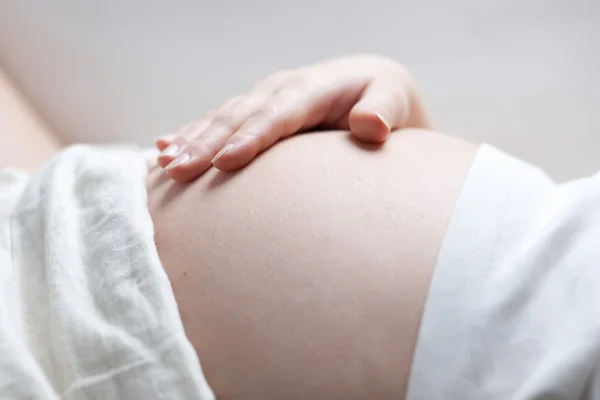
[254,102,280,119]
[297,71,326,93]
[290,71,314,88]
[183,140,213,157]
[258,70,292,88]
[183,119,209,140]
[203,108,219,121]
[211,94,264,130]
[176,121,196,137]
[237,132,263,149]
[274,86,303,103]
[210,113,238,130]
[221,95,246,109]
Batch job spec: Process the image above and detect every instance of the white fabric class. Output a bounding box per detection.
[407,144,600,399]
[0,145,214,399]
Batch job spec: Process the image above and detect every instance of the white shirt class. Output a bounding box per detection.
[2,143,599,399]
[0,146,214,399]
[408,145,600,399]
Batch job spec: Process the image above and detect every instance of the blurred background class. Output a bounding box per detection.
[0,0,598,181]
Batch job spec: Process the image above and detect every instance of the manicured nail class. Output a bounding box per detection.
[211,144,234,164]
[375,112,391,131]
[160,143,180,158]
[157,134,175,143]
[165,152,191,169]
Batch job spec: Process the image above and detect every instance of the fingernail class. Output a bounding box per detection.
[375,112,391,131]
[157,133,175,143]
[165,152,191,169]
[160,143,180,157]
[211,144,234,164]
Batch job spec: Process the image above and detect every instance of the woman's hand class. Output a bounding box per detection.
[156,55,431,181]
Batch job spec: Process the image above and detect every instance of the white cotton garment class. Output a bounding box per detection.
[0,145,215,399]
[407,145,600,399]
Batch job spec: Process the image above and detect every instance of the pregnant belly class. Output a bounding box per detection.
[146,129,477,399]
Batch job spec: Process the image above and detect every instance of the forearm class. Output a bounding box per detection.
[0,69,61,170]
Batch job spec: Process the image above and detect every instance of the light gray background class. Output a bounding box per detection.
[1,0,598,180]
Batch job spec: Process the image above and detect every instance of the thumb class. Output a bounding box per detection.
[348,77,410,143]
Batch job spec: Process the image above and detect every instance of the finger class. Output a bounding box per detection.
[348,76,410,144]
[254,69,293,91]
[155,116,204,152]
[162,140,216,181]
[211,92,311,171]
[163,93,274,180]
[155,134,174,151]
[157,94,255,167]
[209,113,285,171]
[156,119,211,168]
[157,70,296,179]
[212,77,354,171]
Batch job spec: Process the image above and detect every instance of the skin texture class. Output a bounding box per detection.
[148,129,477,399]
[0,69,61,170]
[155,55,432,180]
[0,67,476,398]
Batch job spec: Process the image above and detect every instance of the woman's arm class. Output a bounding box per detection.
[0,69,61,170]
[147,128,477,399]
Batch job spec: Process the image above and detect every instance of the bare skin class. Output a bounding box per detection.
[0,69,61,170]
[156,55,431,180]
[148,129,477,399]
[2,64,477,398]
